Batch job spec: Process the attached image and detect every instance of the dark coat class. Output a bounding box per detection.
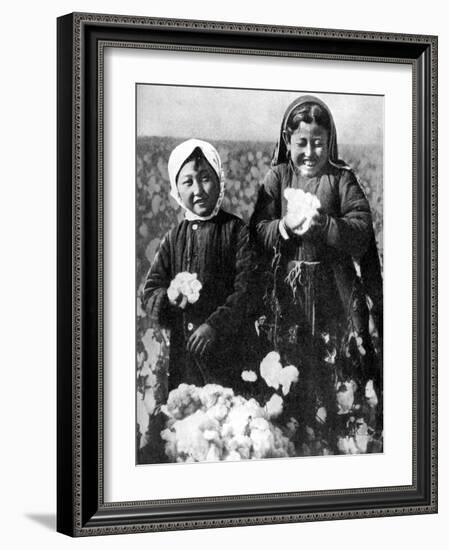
[250,161,383,344]
[143,209,256,390]
[254,93,383,337]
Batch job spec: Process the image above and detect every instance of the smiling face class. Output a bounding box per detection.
[285,121,329,178]
[176,156,220,217]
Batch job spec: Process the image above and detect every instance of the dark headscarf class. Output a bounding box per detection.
[272,94,346,169]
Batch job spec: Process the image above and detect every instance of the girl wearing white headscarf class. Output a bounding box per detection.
[143,139,256,390]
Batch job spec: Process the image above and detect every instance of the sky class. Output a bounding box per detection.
[137,84,383,146]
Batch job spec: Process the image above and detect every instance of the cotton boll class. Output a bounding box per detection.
[278,365,299,395]
[226,434,252,460]
[169,272,203,305]
[201,384,234,407]
[198,384,223,409]
[337,436,359,454]
[161,383,296,462]
[182,456,196,463]
[167,284,180,303]
[265,393,284,419]
[365,380,378,408]
[222,408,249,437]
[190,279,202,294]
[283,188,321,235]
[347,331,366,357]
[250,426,275,458]
[221,387,235,401]
[160,428,177,461]
[206,443,222,462]
[354,418,370,453]
[172,410,220,462]
[222,398,265,439]
[225,450,242,461]
[324,348,337,365]
[206,403,230,422]
[223,405,251,437]
[186,291,200,304]
[203,429,220,441]
[241,370,258,382]
[183,275,202,303]
[316,406,327,425]
[164,384,202,419]
[336,380,356,415]
[144,370,158,389]
[245,398,266,420]
[260,351,283,389]
[283,188,296,203]
[260,353,299,395]
[176,272,194,285]
[250,417,270,432]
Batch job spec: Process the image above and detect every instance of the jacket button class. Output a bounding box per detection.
[187,322,194,331]
[192,223,198,230]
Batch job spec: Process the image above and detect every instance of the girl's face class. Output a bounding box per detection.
[177,157,220,217]
[286,121,329,177]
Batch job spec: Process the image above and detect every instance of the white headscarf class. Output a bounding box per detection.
[167,139,225,221]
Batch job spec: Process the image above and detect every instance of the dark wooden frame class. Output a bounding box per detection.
[57,12,438,537]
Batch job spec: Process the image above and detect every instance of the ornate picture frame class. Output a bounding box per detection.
[57,12,437,536]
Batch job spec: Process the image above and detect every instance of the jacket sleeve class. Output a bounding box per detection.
[142,231,173,328]
[205,222,256,337]
[319,170,373,258]
[249,168,284,253]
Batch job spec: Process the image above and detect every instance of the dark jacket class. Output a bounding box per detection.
[253,93,383,336]
[250,162,383,337]
[143,209,256,390]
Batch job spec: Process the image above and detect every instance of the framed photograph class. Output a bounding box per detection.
[57,12,437,536]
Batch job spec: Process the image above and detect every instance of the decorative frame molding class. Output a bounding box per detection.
[57,12,437,537]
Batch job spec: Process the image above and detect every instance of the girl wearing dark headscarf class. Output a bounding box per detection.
[250,96,383,454]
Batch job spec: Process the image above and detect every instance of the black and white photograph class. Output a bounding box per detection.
[135,85,384,464]
[0,0,442,544]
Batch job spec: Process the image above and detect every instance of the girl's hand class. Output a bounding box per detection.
[301,211,327,238]
[168,292,188,309]
[283,212,307,235]
[187,323,216,358]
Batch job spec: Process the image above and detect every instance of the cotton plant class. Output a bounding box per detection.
[167,272,202,308]
[346,330,366,357]
[333,377,381,455]
[365,379,379,408]
[335,378,380,415]
[136,328,169,449]
[159,350,380,461]
[337,417,372,455]
[336,380,357,415]
[284,188,321,235]
[240,351,299,422]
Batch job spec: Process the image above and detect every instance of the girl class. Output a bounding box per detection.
[143,139,255,391]
[250,96,383,452]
